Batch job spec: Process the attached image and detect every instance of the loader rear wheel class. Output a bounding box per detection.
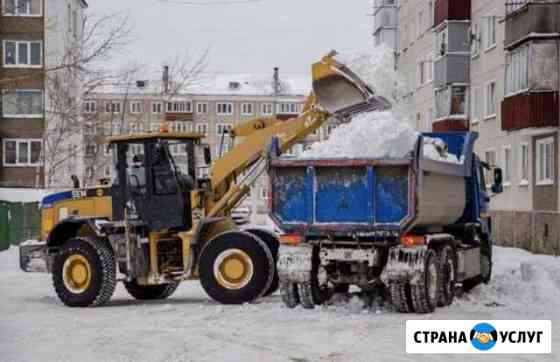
[437,245,456,307]
[410,249,439,313]
[199,231,274,304]
[124,280,180,300]
[389,282,413,313]
[280,282,300,308]
[52,237,116,307]
[246,229,280,297]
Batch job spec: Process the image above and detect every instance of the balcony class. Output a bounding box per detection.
[434,55,469,89]
[501,91,559,131]
[434,0,471,28]
[165,112,194,122]
[433,119,469,132]
[505,1,560,48]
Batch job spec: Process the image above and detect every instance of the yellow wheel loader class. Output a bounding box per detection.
[19,52,390,307]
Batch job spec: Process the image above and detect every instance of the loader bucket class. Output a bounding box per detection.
[312,51,391,116]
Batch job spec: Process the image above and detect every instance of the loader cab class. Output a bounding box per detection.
[108,132,205,232]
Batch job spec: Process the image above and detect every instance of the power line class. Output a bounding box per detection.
[157,0,262,5]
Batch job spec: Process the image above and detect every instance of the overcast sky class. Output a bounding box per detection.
[91,0,373,78]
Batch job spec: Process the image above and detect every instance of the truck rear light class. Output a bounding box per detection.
[401,235,426,247]
[279,234,301,246]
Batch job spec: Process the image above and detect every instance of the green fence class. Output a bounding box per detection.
[0,201,41,251]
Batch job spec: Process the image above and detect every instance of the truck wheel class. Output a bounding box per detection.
[245,229,279,297]
[198,231,274,304]
[410,249,438,313]
[389,282,413,313]
[52,237,116,307]
[297,247,330,309]
[124,280,180,300]
[280,281,300,308]
[437,245,456,307]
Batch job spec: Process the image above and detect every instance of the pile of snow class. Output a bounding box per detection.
[0,188,50,203]
[300,111,461,163]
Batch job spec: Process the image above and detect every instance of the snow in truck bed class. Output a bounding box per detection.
[0,245,558,361]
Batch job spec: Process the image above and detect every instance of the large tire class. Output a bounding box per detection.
[124,280,180,300]
[298,246,330,309]
[389,282,413,313]
[198,231,274,304]
[437,245,456,307]
[280,281,300,308]
[52,237,116,307]
[245,228,279,297]
[410,249,439,313]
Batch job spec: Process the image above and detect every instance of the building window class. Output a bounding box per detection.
[2,89,43,117]
[260,186,268,200]
[471,22,480,57]
[484,150,496,186]
[536,137,555,185]
[425,53,433,83]
[85,144,97,157]
[3,40,42,67]
[241,103,253,116]
[277,102,299,114]
[520,143,529,185]
[84,123,94,136]
[217,102,233,115]
[435,28,447,56]
[417,10,424,38]
[196,102,208,114]
[105,101,121,113]
[261,103,273,116]
[151,101,163,114]
[435,85,467,119]
[84,100,97,113]
[483,16,496,51]
[3,139,42,166]
[196,123,208,135]
[505,45,529,96]
[2,0,42,16]
[85,166,94,179]
[471,87,481,124]
[484,81,496,118]
[171,121,191,133]
[216,123,233,135]
[130,101,143,114]
[502,146,512,185]
[150,122,160,132]
[166,101,192,113]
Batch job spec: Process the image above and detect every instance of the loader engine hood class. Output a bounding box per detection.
[312,51,391,117]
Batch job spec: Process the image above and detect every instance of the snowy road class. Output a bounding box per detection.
[0,246,558,362]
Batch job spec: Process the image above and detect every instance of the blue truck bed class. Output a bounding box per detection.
[268,132,480,235]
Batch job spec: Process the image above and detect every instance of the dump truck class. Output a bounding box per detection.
[19,51,390,307]
[270,132,503,313]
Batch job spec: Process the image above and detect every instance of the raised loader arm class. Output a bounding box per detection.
[204,51,391,219]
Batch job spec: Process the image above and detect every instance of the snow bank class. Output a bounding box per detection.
[0,188,50,203]
[300,111,461,163]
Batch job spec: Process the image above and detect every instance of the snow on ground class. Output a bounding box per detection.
[300,111,461,163]
[0,246,558,362]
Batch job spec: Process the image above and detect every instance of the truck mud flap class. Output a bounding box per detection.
[19,241,49,273]
[277,245,312,283]
[381,246,428,285]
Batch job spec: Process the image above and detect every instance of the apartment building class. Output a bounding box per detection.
[0,0,87,188]
[373,0,399,51]
[394,0,560,254]
[397,0,437,132]
[81,74,325,225]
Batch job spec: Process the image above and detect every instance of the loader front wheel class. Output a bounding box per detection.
[124,280,180,300]
[52,237,116,307]
[199,231,274,304]
[245,229,280,297]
